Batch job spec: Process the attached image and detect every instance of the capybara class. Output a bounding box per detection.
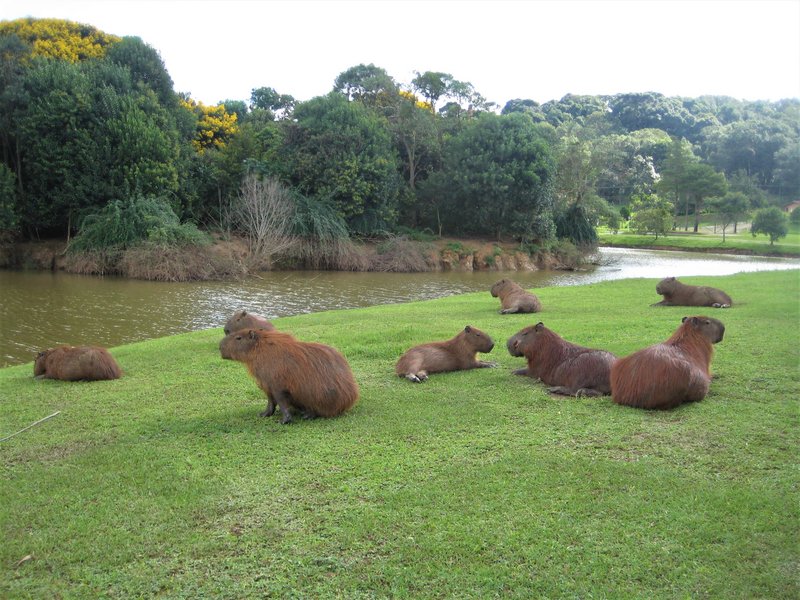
[219,328,358,424]
[490,279,542,314]
[610,316,725,410]
[652,277,732,308]
[395,325,496,383]
[506,322,616,397]
[223,310,275,335]
[34,345,122,381]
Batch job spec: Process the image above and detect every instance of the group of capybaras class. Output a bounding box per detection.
[33,276,732,424]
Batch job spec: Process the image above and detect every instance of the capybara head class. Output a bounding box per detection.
[219,329,262,360]
[506,322,546,357]
[462,325,495,353]
[33,350,50,376]
[681,315,725,344]
[490,279,515,298]
[223,310,274,335]
[656,277,677,295]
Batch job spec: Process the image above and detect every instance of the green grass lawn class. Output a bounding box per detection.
[2,270,799,598]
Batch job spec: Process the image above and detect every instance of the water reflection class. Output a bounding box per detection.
[1,247,798,367]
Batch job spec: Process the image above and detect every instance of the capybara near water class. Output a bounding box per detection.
[610,316,725,410]
[653,277,732,308]
[506,322,617,397]
[395,325,496,383]
[219,328,358,424]
[34,345,122,381]
[223,310,275,335]
[490,279,542,314]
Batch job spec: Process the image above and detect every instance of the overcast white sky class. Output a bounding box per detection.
[3,0,799,108]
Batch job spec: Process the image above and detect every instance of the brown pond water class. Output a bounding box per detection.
[1,247,798,367]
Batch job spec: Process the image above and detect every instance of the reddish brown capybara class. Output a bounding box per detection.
[223,310,275,335]
[219,328,358,424]
[610,316,725,410]
[506,322,617,397]
[395,325,496,383]
[490,279,542,314]
[653,277,732,308]
[34,345,122,381]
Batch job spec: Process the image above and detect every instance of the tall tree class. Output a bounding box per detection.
[333,64,396,107]
[656,137,700,230]
[709,191,749,240]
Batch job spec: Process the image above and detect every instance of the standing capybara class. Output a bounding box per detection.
[219,329,358,424]
[610,316,725,410]
[34,346,122,381]
[223,310,275,335]
[652,277,732,308]
[395,325,496,383]
[506,322,617,397]
[490,279,542,314]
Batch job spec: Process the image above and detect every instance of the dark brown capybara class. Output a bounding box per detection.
[610,316,725,410]
[490,279,542,314]
[223,310,275,335]
[652,277,732,308]
[219,329,358,424]
[395,325,495,383]
[34,346,122,381]
[506,322,617,397]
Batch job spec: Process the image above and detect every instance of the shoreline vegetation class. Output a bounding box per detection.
[2,270,798,597]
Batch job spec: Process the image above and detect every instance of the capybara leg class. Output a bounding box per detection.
[404,373,424,383]
[301,409,318,420]
[259,396,276,417]
[476,360,497,368]
[575,387,603,398]
[271,390,294,424]
[712,302,731,309]
[500,308,517,314]
[548,385,577,396]
[512,367,529,376]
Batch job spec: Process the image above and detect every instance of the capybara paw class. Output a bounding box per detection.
[575,388,603,398]
[280,415,293,424]
[258,409,271,417]
[302,411,317,420]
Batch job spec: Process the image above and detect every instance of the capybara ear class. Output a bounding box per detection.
[241,310,248,316]
[534,322,544,331]
[248,329,257,339]
[465,325,472,333]
[682,316,689,323]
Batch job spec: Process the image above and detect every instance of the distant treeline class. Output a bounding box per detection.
[1,18,798,255]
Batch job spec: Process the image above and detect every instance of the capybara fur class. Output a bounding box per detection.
[223,310,275,335]
[34,346,122,381]
[653,277,732,308]
[490,279,542,314]
[506,322,616,397]
[395,325,496,383]
[611,316,725,410]
[219,329,358,424]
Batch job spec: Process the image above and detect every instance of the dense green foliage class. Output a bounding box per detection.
[1,18,799,251]
[750,206,790,245]
[2,271,798,597]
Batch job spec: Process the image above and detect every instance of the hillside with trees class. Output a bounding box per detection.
[1,18,798,277]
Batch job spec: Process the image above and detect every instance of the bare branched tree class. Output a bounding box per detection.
[233,174,297,265]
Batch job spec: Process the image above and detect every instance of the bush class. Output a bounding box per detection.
[791,206,800,225]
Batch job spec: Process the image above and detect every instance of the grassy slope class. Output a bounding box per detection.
[1,271,798,598]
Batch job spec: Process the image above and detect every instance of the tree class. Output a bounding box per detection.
[0,17,120,62]
[180,97,239,154]
[333,64,396,107]
[250,86,295,119]
[750,207,789,246]
[684,162,727,232]
[709,192,749,241]
[232,174,297,263]
[657,137,699,230]
[629,193,673,240]
[411,71,453,113]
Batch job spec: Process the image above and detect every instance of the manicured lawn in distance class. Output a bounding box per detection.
[2,270,798,598]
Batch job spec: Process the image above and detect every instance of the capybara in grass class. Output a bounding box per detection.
[490,279,542,314]
[223,310,275,335]
[219,328,358,424]
[34,346,122,381]
[653,277,732,308]
[395,325,496,383]
[506,322,616,397]
[610,316,725,410]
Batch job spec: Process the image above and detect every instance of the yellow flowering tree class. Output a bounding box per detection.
[180,97,239,154]
[0,18,120,62]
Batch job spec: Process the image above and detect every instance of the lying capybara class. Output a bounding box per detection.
[219,329,358,424]
[507,322,616,397]
[223,310,275,335]
[653,277,732,308]
[611,316,725,410]
[490,279,542,314]
[34,345,122,381]
[395,325,495,383]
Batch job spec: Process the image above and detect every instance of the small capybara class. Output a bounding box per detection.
[34,345,122,381]
[395,325,496,383]
[610,315,725,410]
[652,277,732,308]
[506,322,617,397]
[219,328,358,424]
[490,279,542,314]
[223,310,275,335]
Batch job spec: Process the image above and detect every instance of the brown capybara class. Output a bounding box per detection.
[34,346,122,381]
[490,279,542,314]
[223,310,275,335]
[506,322,617,397]
[219,329,358,424]
[395,325,496,383]
[610,316,725,410]
[653,277,732,308]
